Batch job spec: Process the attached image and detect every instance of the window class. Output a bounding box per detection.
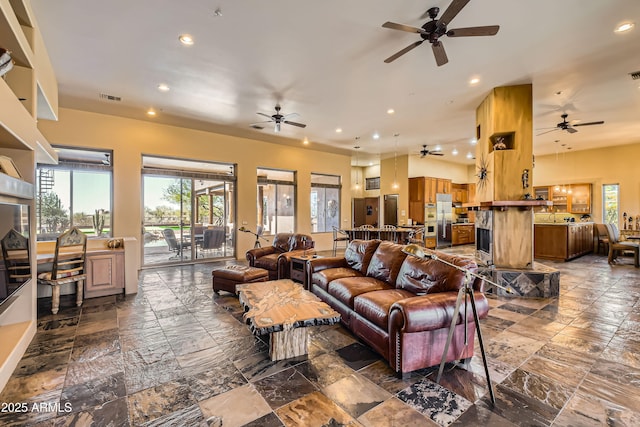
[36,147,112,241]
[142,156,236,265]
[311,173,341,233]
[602,184,619,226]
[257,168,296,235]
[366,177,380,191]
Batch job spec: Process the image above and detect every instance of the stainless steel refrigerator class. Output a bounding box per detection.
[436,193,453,248]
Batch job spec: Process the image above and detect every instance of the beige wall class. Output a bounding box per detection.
[533,142,640,225]
[38,108,352,260]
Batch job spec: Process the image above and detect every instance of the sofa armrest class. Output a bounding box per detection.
[389,291,489,334]
[245,246,277,265]
[308,256,348,273]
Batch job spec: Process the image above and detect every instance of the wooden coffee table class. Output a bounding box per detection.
[237,279,340,361]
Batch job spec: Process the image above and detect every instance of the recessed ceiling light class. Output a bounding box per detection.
[615,22,635,33]
[303,137,309,145]
[470,138,478,145]
[387,108,395,115]
[179,34,194,45]
[372,132,380,140]
[369,162,373,166]
[466,152,473,159]
[147,109,156,116]
[469,77,480,85]
[157,84,170,92]
[452,148,459,155]
[335,128,343,133]
[435,145,442,151]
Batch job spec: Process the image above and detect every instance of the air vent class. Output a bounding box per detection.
[99,93,122,102]
[630,71,640,80]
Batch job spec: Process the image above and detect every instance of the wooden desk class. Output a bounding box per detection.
[37,249,125,298]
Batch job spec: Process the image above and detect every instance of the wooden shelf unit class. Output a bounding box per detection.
[533,184,592,214]
[0,0,58,391]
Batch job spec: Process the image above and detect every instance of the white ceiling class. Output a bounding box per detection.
[30,0,640,166]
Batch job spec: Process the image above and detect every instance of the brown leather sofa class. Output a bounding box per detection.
[307,239,489,375]
[246,233,315,280]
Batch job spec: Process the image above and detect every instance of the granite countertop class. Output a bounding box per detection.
[452,222,474,226]
[534,221,594,226]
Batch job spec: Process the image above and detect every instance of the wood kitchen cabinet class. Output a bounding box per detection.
[534,223,593,261]
[409,177,437,223]
[85,250,125,298]
[451,184,469,204]
[452,224,475,246]
[533,184,591,214]
[436,178,451,195]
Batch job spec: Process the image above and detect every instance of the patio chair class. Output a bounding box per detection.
[162,228,191,259]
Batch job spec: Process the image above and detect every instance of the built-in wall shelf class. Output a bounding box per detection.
[0,172,33,200]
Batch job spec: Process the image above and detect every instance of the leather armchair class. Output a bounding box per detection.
[246,233,314,280]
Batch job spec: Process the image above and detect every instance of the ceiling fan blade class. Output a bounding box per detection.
[382,21,425,34]
[432,41,448,66]
[438,0,471,29]
[384,40,424,63]
[446,25,500,37]
[573,121,604,127]
[283,112,300,120]
[430,152,445,156]
[283,120,307,128]
[256,112,274,120]
[250,121,273,125]
[536,128,560,136]
[566,127,578,134]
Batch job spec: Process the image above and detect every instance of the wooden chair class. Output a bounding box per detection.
[1,229,31,293]
[332,226,349,256]
[378,227,398,243]
[605,223,639,268]
[407,227,426,247]
[37,227,87,314]
[595,223,609,255]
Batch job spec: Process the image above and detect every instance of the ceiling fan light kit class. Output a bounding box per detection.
[250,104,307,133]
[537,113,604,136]
[382,0,500,66]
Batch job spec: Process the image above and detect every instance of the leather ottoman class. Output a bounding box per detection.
[212,265,269,294]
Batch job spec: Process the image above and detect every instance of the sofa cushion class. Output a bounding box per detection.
[344,240,381,274]
[254,253,279,271]
[328,276,392,308]
[289,234,314,251]
[366,241,407,285]
[354,289,415,330]
[312,268,363,292]
[272,233,293,253]
[396,252,477,294]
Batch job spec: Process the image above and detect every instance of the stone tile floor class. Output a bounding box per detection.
[1,250,640,426]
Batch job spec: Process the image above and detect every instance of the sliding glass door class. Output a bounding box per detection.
[142,156,236,266]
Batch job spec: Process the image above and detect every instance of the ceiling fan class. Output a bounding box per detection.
[250,105,306,132]
[419,144,444,157]
[537,113,605,136]
[382,0,500,66]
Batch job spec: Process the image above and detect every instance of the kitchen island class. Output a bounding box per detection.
[534,222,594,261]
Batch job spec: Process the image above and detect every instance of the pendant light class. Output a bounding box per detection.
[392,133,400,190]
[354,143,361,190]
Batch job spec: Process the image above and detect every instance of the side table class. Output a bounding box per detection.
[290,255,313,289]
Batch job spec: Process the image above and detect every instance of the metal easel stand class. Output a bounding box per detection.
[402,245,512,406]
[238,227,269,248]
